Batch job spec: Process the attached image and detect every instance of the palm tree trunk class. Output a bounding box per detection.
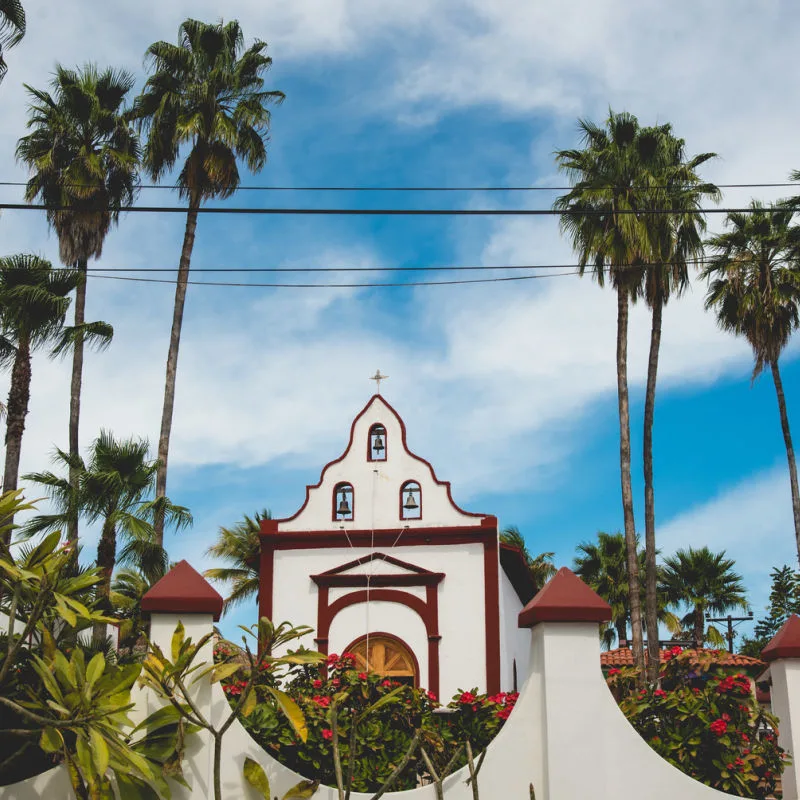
[616,290,645,677]
[67,260,87,543]
[643,293,662,681]
[693,606,704,650]
[770,359,800,565]
[615,619,627,646]
[92,518,116,647]
[154,194,200,546]
[1,335,31,543]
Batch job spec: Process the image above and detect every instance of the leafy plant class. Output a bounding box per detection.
[609,647,787,797]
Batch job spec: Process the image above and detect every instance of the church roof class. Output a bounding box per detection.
[600,648,764,671]
[762,614,800,661]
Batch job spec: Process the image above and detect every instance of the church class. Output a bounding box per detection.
[258,392,536,699]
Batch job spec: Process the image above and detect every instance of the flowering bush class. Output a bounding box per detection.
[221,646,517,793]
[608,648,788,797]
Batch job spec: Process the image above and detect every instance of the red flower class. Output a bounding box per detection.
[358,672,367,680]
[727,763,734,770]
[496,707,512,720]
[653,689,667,699]
[381,679,392,688]
[608,668,621,676]
[313,679,323,689]
[258,662,271,671]
[459,691,477,705]
[709,719,728,736]
[326,653,340,666]
[322,728,333,740]
[506,692,519,704]
[332,678,341,688]
[487,693,506,704]
[427,690,437,702]
[313,695,331,707]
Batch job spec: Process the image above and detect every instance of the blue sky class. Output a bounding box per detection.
[1,0,799,644]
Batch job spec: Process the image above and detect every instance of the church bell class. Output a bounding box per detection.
[373,433,385,452]
[337,495,351,516]
[403,490,419,511]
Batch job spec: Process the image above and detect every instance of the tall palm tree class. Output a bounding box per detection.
[0,255,79,536]
[111,568,152,650]
[555,111,654,673]
[702,203,800,564]
[204,509,271,614]
[0,0,25,82]
[639,127,719,679]
[499,525,557,591]
[132,19,284,546]
[660,547,748,649]
[16,65,139,542]
[23,430,192,644]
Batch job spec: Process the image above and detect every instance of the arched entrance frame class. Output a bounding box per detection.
[345,631,421,687]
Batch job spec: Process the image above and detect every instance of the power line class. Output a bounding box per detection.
[88,270,584,288]
[69,255,729,274]
[0,180,796,192]
[1,202,797,216]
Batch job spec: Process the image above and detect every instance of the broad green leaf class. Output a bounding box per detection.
[242,688,257,717]
[53,595,77,627]
[268,686,308,743]
[75,735,95,781]
[357,685,405,720]
[41,627,57,662]
[115,773,161,800]
[85,652,105,689]
[39,727,62,753]
[89,728,109,775]
[171,622,185,663]
[132,703,187,735]
[243,757,271,799]
[211,662,241,684]
[61,595,91,619]
[282,779,320,799]
[274,651,325,665]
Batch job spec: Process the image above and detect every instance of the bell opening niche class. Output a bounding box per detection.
[368,423,387,461]
[333,482,354,521]
[400,480,422,520]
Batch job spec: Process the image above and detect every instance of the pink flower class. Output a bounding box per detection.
[322,728,333,740]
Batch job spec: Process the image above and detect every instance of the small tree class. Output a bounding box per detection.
[741,565,800,657]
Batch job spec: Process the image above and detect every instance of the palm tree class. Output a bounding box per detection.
[639,127,719,679]
[111,568,151,650]
[131,19,284,546]
[499,525,557,591]
[0,255,79,536]
[660,547,748,649]
[555,111,655,673]
[204,509,271,614]
[702,202,800,564]
[0,0,25,82]
[23,430,192,644]
[16,65,139,542]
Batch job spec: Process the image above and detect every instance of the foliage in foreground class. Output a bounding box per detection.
[608,647,787,797]
[226,645,517,793]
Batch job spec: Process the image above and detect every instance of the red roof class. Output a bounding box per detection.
[519,567,612,627]
[141,560,224,621]
[601,648,764,670]
[762,615,800,662]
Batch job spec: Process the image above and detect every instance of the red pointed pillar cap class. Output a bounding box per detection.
[142,560,224,622]
[762,614,800,662]
[518,567,612,628]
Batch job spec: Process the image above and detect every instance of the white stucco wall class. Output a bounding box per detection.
[498,572,529,693]
[271,542,487,697]
[277,396,484,531]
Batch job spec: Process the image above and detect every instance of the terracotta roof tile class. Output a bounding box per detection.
[600,648,764,669]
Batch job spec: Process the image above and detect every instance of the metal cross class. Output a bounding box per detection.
[370,369,388,393]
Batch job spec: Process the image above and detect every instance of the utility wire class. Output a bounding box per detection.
[65,255,754,274]
[1,202,798,216]
[88,270,584,288]
[0,180,796,192]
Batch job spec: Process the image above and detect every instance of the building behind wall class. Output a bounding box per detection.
[258,394,535,698]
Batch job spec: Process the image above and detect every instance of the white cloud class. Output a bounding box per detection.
[658,466,799,612]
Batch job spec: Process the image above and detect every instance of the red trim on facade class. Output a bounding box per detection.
[345,631,421,687]
[315,551,440,576]
[313,573,445,588]
[483,538,501,694]
[518,567,612,627]
[260,526,495,550]
[276,395,486,524]
[367,423,388,463]
[317,588,440,693]
[400,480,423,522]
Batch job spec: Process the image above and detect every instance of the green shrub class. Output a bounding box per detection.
[609,647,788,798]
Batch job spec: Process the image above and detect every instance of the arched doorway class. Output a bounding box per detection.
[346,633,419,686]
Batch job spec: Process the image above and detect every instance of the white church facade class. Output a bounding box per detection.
[258,394,535,699]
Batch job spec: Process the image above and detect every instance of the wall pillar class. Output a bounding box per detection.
[762,614,800,800]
